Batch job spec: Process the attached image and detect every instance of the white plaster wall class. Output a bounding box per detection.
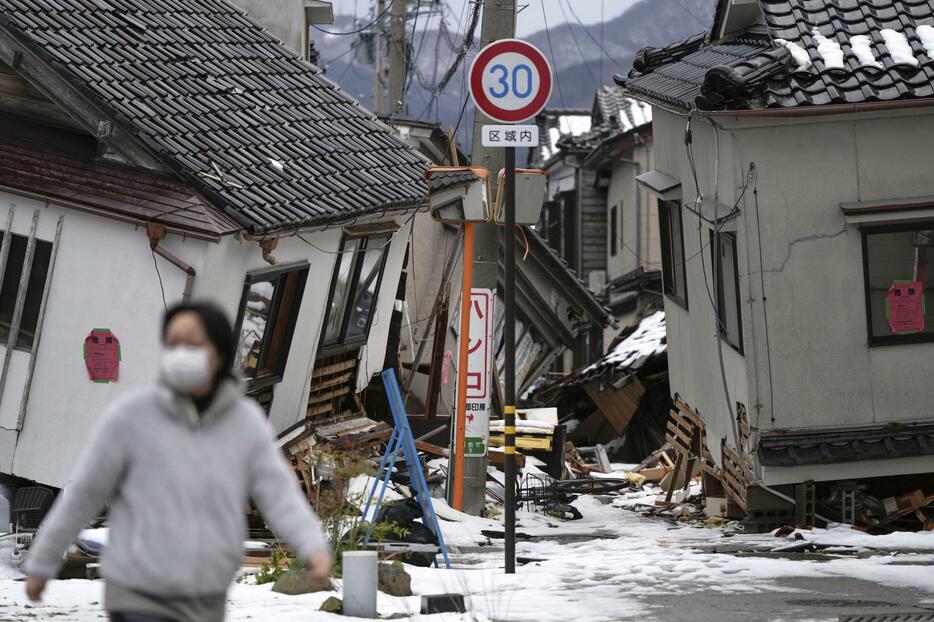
[654,105,934,475]
[231,0,305,57]
[730,110,934,433]
[196,228,341,435]
[606,141,658,281]
[357,220,411,392]
[652,110,749,462]
[6,193,207,487]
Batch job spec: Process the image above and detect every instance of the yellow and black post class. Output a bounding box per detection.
[503,145,517,574]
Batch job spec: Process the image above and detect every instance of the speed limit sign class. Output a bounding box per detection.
[468,39,553,123]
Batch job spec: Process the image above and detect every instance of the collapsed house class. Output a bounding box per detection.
[617,0,934,526]
[0,0,427,501]
[388,119,614,428]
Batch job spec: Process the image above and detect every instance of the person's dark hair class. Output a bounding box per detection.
[162,301,235,380]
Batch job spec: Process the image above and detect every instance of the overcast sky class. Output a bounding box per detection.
[330,0,639,37]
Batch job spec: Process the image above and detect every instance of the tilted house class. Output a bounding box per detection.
[617,0,934,517]
[0,0,426,490]
[389,118,613,427]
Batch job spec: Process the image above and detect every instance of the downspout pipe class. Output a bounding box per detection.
[147,223,195,303]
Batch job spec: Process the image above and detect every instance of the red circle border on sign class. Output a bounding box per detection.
[468,39,553,123]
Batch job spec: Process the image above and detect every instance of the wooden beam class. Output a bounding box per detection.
[0,26,166,171]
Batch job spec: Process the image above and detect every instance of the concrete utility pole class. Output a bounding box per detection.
[387,0,407,116]
[374,0,387,115]
[459,0,517,517]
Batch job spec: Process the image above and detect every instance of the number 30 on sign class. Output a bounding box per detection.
[469,39,553,124]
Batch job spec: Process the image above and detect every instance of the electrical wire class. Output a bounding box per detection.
[540,0,568,111]
[564,0,627,71]
[151,247,168,311]
[556,0,598,88]
[433,0,482,96]
[671,0,709,28]
[312,1,393,35]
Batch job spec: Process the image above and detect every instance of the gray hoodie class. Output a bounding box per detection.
[25,382,328,597]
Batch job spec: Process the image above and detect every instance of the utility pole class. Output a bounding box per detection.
[387,0,407,116]
[459,0,516,517]
[373,0,387,115]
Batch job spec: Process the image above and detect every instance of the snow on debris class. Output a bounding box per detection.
[811,29,844,69]
[850,35,883,69]
[575,310,666,382]
[917,24,934,58]
[775,38,812,71]
[881,28,919,66]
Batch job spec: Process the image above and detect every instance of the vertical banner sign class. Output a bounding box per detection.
[84,328,120,383]
[460,288,494,456]
[886,281,925,334]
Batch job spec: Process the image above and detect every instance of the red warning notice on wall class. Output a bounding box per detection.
[84,329,120,383]
[886,281,925,334]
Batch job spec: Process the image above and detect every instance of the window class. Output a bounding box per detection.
[0,233,53,351]
[658,200,688,307]
[234,263,309,384]
[712,231,743,352]
[862,224,934,346]
[321,233,392,348]
[610,205,618,256]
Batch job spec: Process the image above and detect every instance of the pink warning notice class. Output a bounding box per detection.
[886,281,925,334]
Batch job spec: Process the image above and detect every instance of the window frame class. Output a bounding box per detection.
[658,199,689,309]
[233,261,309,388]
[609,204,618,257]
[0,231,54,353]
[319,234,392,354]
[711,230,744,354]
[861,222,934,347]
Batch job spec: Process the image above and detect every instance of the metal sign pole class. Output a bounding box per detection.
[503,146,517,574]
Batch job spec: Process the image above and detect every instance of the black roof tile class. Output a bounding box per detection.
[0,0,428,233]
[618,0,934,111]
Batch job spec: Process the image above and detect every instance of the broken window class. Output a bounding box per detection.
[862,224,933,345]
[321,233,392,349]
[0,233,53,351]
[658,200,688,308]
[610,205,619,257]
[712,231,743,353]
[234,263,309,384]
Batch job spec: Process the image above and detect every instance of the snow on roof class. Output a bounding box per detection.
[618,99,653,133]
[542,114,592,162]
[572,310,666,385]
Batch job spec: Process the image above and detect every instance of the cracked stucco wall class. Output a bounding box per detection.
[652,108,934,482]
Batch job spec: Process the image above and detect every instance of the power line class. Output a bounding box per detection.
[434,0,482,96]
[563,1,627,71]
[556,0,598,88]
[312,1,392,36]
[539,0,568,110]
[671,0,709,28]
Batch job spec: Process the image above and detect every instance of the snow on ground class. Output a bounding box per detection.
[1,494,933,621]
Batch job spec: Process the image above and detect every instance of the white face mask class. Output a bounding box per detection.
[160,346,213,393]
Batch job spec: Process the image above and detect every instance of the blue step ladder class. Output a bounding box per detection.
[360,369,451,569]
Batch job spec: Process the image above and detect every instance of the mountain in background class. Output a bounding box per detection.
[314,0,714,154]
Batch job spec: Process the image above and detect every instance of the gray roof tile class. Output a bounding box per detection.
[0,0,428,233]
[618,0,934,111]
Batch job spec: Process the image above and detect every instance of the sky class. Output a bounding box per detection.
[329,0,639,37]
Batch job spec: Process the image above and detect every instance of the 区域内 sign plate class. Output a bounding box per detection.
[481,124,538,147]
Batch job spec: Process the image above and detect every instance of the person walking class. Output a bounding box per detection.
[24,301,331,622]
